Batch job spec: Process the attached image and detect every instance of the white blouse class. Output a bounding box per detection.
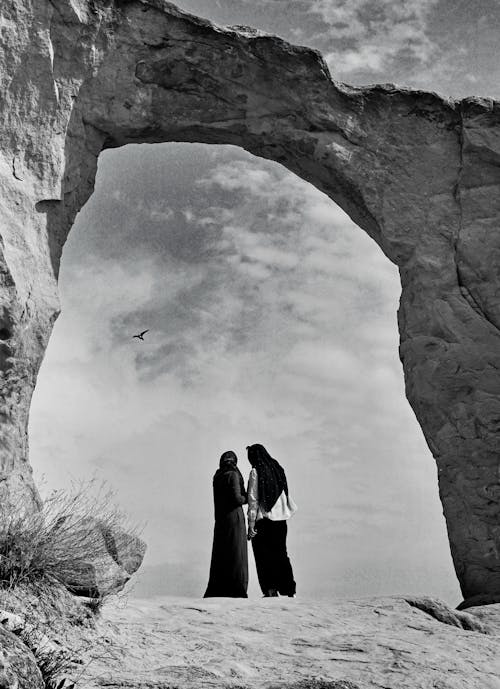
[247,467,298,530]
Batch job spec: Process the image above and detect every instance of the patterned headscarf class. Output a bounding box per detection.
[247,444,288,512]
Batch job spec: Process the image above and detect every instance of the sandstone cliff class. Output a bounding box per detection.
[1,0,500,604]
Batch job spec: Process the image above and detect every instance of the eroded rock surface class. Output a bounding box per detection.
[62,520,147,598]
[1,0,500,601]
[0,626,44,688]
[405,595,487,632]
[76,596,500,688]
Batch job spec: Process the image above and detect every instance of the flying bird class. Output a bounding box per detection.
[132,329,149,341]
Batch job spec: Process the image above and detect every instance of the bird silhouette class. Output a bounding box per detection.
[132,329,149,341]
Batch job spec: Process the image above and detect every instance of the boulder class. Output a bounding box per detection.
[58,520,146,598]
[405,596,486,632]
[0,626,43,689]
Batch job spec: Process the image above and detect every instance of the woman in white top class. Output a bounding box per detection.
[246,443,297,597]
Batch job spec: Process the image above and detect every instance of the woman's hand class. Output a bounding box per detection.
[247,527,257,540]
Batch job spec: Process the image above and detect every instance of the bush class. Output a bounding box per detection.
[0,481,144,688]
[0,480,141,601]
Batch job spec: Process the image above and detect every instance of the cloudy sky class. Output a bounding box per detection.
[29,0,500,604]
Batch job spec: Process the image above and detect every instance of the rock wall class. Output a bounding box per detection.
[1,0,500,604]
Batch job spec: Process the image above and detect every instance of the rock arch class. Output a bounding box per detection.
[2,0,500,606]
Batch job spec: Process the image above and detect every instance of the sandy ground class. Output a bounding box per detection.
[77,595,500,688]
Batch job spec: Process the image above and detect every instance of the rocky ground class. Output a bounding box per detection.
[73,595,500,689]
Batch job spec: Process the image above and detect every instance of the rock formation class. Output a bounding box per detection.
[1,0,500,605]
[62,520,147,598]
[77,596,500,687]
[0,626,44,688]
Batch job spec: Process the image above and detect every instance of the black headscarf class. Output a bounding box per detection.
[247,444,288,512]
[214,450,246,495]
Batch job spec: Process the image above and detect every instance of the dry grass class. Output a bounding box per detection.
[0,481,142,688]
[0,479,141,600]
[24,631,76,689]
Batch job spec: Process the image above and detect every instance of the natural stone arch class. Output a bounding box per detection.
[2,0,500,607]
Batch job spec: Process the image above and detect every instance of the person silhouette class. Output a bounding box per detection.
[204,451,248,598]
[246,443,297,597]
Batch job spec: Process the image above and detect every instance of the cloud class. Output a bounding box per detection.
[178,0,500,101]
[309,0,439,78]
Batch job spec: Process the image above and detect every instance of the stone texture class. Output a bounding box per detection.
[405,596,486,631]
[76,595,500,688]
[1,0,500,601]
[0,610,24,635]
[58,519,147,598]
[0,625,44,688]
[463,602,500,630]
[0,584,97,689]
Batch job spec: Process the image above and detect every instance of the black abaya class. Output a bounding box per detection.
[204,468,248,598]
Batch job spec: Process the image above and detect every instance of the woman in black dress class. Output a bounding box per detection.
[204,450,248,598]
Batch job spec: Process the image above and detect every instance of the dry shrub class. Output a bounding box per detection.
[0,480,141,601]
[0,480,142,689]
[0,482,143,688]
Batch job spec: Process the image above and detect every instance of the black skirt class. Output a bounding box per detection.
[204,506,248,598]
